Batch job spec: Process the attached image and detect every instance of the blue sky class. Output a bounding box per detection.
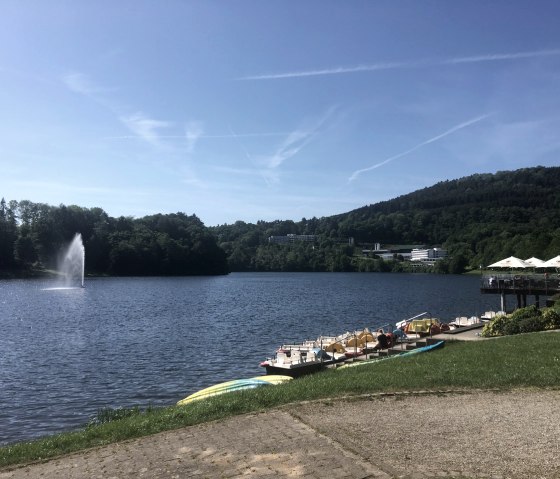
[1,1,559,226]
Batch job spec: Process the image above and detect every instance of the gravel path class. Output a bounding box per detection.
[1,389,558,479]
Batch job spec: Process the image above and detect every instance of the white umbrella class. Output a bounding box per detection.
[524,257,546,267]
[487,256,529,268]
[542,255,560,268]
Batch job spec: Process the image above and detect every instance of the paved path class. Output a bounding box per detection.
[1,389,558,479]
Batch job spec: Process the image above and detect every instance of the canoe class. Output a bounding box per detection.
[177,375,292,405]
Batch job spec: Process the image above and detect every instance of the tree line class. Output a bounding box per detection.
[211,166,560,273]
[0,200,228,277]
[2,166,559,276]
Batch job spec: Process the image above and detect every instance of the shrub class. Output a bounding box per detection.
[542,308,560,330]
[481,305,545,337]
[502,317,521,336]
[518,315,547,334]
[481,314,510,337]
[510,305,541,321]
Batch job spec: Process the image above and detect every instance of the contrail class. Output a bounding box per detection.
[239,61,425,80]
[239,48,560,80]
[446,48,560,64]
[227,126,276,187]
[348,113,493,182]
[104,132,287,140]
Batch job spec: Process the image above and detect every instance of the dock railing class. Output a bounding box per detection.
[481,273,560,295]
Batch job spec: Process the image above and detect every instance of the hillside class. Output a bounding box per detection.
[212,166,560,272]
[2,166,559,276]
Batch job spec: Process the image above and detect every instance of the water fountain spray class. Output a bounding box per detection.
[59,233,85,288]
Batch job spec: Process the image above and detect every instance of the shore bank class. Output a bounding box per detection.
[1,388,558,479]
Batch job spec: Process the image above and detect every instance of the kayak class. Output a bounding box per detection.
[177,375,292,405]
[250,375,293,385]
[339,340,445,369]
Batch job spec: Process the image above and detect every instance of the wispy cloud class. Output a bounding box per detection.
[263,129,315,169]
[104,132,288,140]
[185,121,204,154]
[348,113,493,182]
[240,48,560,80]
[12,180,121,195]
[213,165,264,176]
[227,127,279,186]
[63,72,110,95]
[120,112,172,145]
[224,108,337,187]
[62,72,174,147]
[261,107,337,169]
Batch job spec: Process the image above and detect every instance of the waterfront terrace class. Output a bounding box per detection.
[480,273,560,311]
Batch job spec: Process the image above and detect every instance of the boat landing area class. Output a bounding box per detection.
[480,273,560,310]
[2,389,558,479]
[436,322,486,340]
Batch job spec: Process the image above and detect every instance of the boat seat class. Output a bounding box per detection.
[290,350,301,364]
[276,352,286,365]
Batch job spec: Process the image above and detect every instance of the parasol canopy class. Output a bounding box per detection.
[542,255,560,268]
[524,257,545,267]
[487,256,529,268]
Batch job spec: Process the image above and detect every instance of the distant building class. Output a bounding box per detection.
[268,234,317,244]
[362,243,423,261]
[411,248,447,264]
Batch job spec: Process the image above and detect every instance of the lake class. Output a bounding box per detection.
[0,272,498,445]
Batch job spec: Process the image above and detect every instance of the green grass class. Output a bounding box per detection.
[1,331,559,469]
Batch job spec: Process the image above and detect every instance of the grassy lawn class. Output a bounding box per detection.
[1,331,559,468]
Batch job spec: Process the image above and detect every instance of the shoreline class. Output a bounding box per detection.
[2,388,558,478]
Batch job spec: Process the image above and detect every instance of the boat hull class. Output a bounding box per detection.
[263,358,346,378]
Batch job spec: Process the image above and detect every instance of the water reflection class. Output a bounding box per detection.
[0,273,497,445]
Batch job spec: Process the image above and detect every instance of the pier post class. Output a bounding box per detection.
[501,292,506,312]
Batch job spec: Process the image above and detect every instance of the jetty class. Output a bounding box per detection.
[480,273,560,311]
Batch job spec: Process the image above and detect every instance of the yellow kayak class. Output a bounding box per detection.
[177,375,292,405]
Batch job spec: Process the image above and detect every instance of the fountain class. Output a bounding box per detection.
[58,233,85,288]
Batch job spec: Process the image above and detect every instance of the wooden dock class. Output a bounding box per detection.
[480,273,560,310]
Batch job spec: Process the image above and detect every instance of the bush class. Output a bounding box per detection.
[510,305,541,321]
[518,315,547,334]
[542,309,560,330]
[481,314,510,337]
[502,317,521,336]
[481,305,545,337]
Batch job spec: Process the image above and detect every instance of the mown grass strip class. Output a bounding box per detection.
[1,331,559,469]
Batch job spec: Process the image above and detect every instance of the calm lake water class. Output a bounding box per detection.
[0,272,498,445]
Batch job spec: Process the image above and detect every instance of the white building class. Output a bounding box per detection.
[268,234,317,244]
[411,248,447,264]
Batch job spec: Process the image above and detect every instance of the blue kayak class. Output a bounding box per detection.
[339,340,445,369]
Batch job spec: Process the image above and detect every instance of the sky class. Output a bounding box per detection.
[1,1,560,226]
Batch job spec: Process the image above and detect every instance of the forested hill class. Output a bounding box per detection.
[334,166,560,247]
[0,206,228,277]
[2,166,559,276]
[212,166,560,272]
